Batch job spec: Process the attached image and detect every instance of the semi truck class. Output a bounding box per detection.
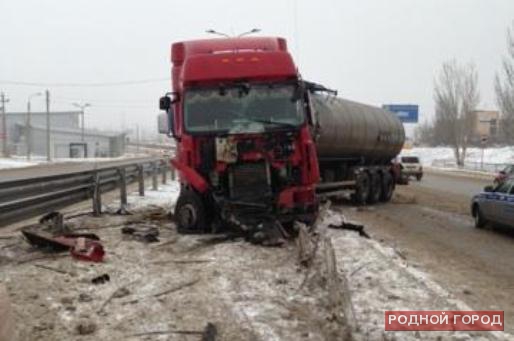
[158,36,405,234]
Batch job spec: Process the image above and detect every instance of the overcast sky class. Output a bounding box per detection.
[1,0,513,136]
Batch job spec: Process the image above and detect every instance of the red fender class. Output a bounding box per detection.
[170,159,209,193]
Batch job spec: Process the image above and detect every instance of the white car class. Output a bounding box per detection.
[400,156,423,181]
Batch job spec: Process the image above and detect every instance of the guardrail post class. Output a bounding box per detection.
[92,172,102,216]
[118,167,128,213]
[152,162,159,191]
[171,165,176,181]
[161,160,167,184]
[137,164,145,197]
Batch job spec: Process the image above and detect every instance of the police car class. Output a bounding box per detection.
[471,177,514,228]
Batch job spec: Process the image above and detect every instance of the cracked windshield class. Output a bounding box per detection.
[184,84,303,134]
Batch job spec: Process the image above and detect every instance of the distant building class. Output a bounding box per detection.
[3,111,126,158]
[470,110,499,143]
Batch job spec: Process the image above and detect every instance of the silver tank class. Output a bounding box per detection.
[311,93,405,164]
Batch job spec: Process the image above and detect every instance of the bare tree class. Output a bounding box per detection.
[433,60,480,166]
[414,120,436,146]
[495,21,514,144]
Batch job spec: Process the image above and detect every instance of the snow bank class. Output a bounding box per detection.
[320,209,510,340]
[401,147,514,167]
[0,158,41,170]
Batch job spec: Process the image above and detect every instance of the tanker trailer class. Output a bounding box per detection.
[307,84,405,204]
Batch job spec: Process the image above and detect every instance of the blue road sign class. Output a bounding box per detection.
[382,104,419,123]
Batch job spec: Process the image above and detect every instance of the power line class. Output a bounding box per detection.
[53,96,154,105]
[0,78,169,87]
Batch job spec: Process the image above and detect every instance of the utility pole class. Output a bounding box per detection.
[26,92,43,160]
[136,124,140,154]
[1,92,9,157]
[45,89,51,161]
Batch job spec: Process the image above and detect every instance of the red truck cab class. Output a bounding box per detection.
[159,37,320,233]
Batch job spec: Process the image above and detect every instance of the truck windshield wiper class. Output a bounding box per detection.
[245,118,297,128]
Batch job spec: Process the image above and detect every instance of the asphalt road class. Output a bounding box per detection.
[0,157,157,182]
[414,170,493,198]
[342,170,514,334]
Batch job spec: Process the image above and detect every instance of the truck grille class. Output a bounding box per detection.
[230,162,271,202]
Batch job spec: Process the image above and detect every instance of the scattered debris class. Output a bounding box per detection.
[75,320,96,335]
[321,236,355,340]
[151,258,215,265]
[129,322,216,339]
[21,217,105,262]
[463,288,473,295]
[78,293,93,303]
[328,222,370,239]
[296,222,317,267]
[121,225,159,243]
[152,278,201,298]
[98,286,131,314]
[129,329,204,338]
[201,322,217,341]
[39,212,72,234]
[91,274,110,285]
[33,264,73,276]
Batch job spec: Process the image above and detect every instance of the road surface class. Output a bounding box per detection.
[341,169,514,334]
[415,169,492,197]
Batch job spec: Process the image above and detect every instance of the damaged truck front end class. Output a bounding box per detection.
[158,37,321,236]
[161,80,320,235]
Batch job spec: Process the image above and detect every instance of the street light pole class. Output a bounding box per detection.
[206,28,261,38]
[45,89,51,162]
[26,92,43,160]
[72,102,91,142]
[237,28,261,37]
[1,92,10,157]
[205,29,231,38]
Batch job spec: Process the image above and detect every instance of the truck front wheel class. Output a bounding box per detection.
[174,189,207,234]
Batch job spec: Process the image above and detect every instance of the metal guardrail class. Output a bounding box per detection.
[0,158,175,227]
[431,159,509,173]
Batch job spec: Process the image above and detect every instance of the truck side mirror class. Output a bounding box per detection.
[157,107,175,137]
[159,96,171,111]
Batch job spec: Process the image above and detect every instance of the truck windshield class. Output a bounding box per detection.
[184,84,304,134]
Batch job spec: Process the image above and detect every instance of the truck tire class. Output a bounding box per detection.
[174,188,207,234]
[367,172,382,204]
[352,172,370,205]
[380,172,394,202]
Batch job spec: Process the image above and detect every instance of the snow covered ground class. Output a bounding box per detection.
[401,146,514,167]
[400,147,514,175]
[0,158,41,169]
[1,183,512,340]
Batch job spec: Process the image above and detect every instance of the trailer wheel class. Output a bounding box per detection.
[352,173,370,205]
[174,189,207,234]
[380,172,394,202]
[367,173,382,204]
